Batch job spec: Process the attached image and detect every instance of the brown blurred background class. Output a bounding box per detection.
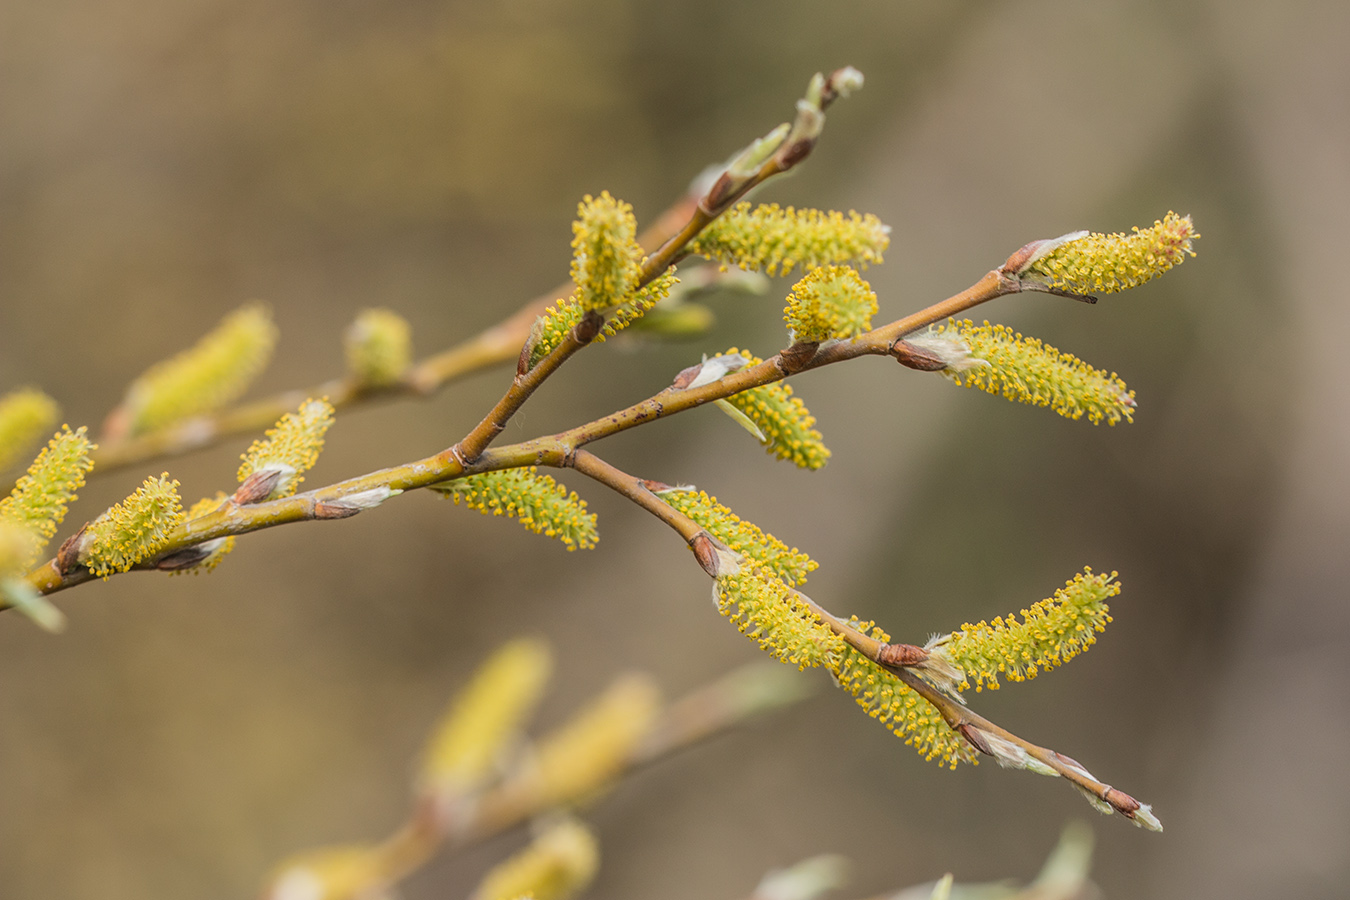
[2,1,1347,897]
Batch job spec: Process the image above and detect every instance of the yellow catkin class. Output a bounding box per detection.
[783,265,878,343]
[82,474,185,577]
[471,819,599,900]
[716,349,830,469]
[262,844,389,900]
[344,308,412,387]
[525,674,660,808]
[1027,212,1197,295]
[689,203,890,276]
[571,191,643,311]
[657,488,817,586]
[932,568,1118,692]
[238,398,336,498]
[0,426,95,566]
[920,320,1136,425]
[0,389,59,473]
[431,468,598,551]
[715,564,843,670]
[420,638,553,799]
[529,270,679,368]
[123,303,278,435]
[829,641,980,769]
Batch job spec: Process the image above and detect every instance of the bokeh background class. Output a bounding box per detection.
[2,1,1347,897]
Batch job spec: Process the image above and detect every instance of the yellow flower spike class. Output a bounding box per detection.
[571,191,643,311]
[430,468,598,551]
[0,425,96,566]
[528,270,680,368]
[122,303,278,436]
[656,488,817,586]
[420,638,553,808]
[906,320,1136,425]
[1024,212,1198,295]
[827,642,980,769]
[471,818,599,900]
[262,843,391,900]
[783,265,878,343]
[715,349,831,469]
[715,564,843,670]
[688,202,890,276]
[930,568,1118,692]
[238,398,336,500]
[524,673,660,808]
[0,388,59,473]
[82,474,186,578]
[344,308,412,388]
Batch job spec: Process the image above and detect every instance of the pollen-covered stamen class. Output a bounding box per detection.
[0,426,96,567]
[237,398,335,501]
[711,349,830,470]
[908,320,1136,426]
[783,266,878,344]
[688,203,889,277]
[430,467,598,551]
[1023,212,1198,296]
[571,191,643,311]
[344,308,412,388]
[82,473,186,578]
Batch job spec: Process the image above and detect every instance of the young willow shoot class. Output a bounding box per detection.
[6,66,1195,841]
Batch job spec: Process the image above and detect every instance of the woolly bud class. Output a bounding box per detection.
[929,568,1118,692]
[471,819,599,900]
[528,270,679,369]
[344,308,412,388]
[826,633,980,769]
[714,564,842,670]
[82,474,185,577]
[783,266,878,343]
[262,844,389,900]
[419,638,553,819]
[907,320,1136,426]
[714,349,830,470]
[0,389,59,473]
[1022,212,1198,296]
[726,123,791,180]
[121,303,277,436]
[237,399,335,501]
[0,426,95,566]
[688,203,889,277]
[571,192,643,311]
[522,674,660,808]
[656,487,816,586]
[430,468,598,551]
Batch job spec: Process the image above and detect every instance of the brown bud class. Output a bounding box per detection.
[154,544,214,571]
[956,723,993,757]
[690,532,720,577]
[876,642,930,668]
[891,340,949,372]
[55,524,87,575]
[779,341,819,375]
[314,499,362,519]
[670,363,702,391]
[573,309,604,345]
[1104,787,1141,815]
[702,171,739,215]
[233,469,283,505]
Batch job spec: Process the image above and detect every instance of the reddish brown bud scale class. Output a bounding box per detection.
[55,525,86,575]
[876,642,930,667]
[956,723,993,756]
[233,470,283,505]
[779,342,820,374]
[1105,787,1141,814]
[891,340,949,371]
[690,532,720,577]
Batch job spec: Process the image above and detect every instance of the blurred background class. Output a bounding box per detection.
[2,0,1347,897]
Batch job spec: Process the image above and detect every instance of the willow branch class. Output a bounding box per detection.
[9,260,1029,606]
[314,662,814,894]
